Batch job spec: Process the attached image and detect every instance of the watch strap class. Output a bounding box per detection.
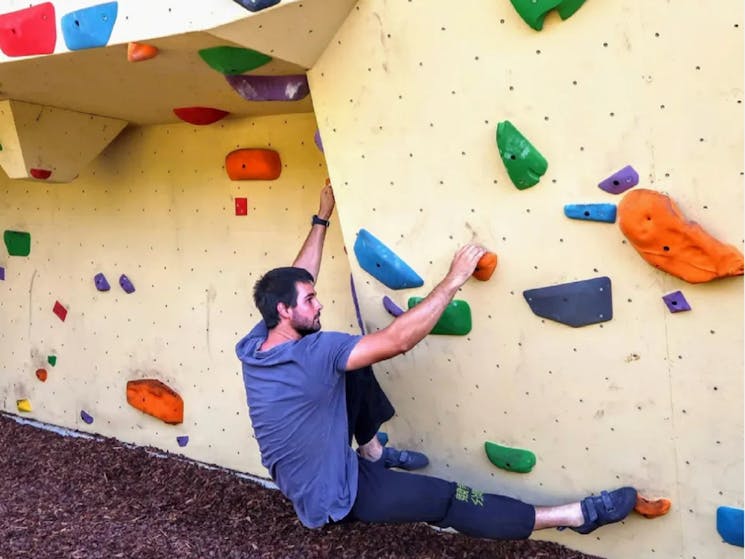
[312,214,330,227]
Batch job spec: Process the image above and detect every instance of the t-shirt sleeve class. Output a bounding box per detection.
[304,332,362,377]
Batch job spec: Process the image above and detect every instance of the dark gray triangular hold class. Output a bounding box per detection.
[523,276,612,327]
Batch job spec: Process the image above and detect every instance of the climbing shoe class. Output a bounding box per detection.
[382,447,429,471]
[572,487,637,534]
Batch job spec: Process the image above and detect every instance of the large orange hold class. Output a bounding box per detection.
[225,149,281,180]
[618,189,744,283]
[473,251,498,281]
[634,495,672,519]
[126,379,184,425]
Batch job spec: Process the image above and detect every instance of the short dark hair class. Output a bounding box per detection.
[253,267,315,328]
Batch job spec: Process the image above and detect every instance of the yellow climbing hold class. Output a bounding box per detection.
[16,399,32,412]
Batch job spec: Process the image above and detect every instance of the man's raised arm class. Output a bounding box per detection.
[345,243,486,371]
[292,179,335,281]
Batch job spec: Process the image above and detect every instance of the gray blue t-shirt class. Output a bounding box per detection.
[235,321,362,528]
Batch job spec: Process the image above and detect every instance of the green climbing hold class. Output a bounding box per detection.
[198,46,272,75]
[496,120,548,190]
[484,441,536,473]
[4,230,31,256]
[407,298,472,335]
[47,355,57,367]
[509,0,587,31]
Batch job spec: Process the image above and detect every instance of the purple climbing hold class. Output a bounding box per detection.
[177,435,189,447]
[314,129,324,153]
[80,410,94,424]
[598,165,639,194]
[662,290,691,313]
[94,272,110,291]
[119,274,135,294]
[0,266,4,281]
[382,296,405,317]
[225,74,310,102]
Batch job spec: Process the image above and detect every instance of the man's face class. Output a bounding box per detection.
[289,281,323,336]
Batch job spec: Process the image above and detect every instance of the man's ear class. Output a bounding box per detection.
[276,302,292,320]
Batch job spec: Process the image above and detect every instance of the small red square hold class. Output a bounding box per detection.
[53,301,68,322]
[235,197,248,216]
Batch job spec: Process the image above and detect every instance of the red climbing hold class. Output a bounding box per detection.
[0,3,56,57]
[235,197,248,216]
[35,368,48,382]
[30,168,52,180]
[53,301,68,321]
[173,107,229,126]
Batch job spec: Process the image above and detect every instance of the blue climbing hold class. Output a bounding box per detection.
[353,229,424,290]
[0,266,4,281]
[662,290,691,313]
[94,272,110,291]
[523,276,613,327]
[61,2,118,51]
[564,203,617,223]
[717,506,744,547]
[233,0,281,11]
[80,410,94,424]
[177,435,189,448]
[119,274,135,294]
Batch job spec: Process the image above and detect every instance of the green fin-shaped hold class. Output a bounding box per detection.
[407,298,472,335]
[484,441,536,473]
[509,0,586,31]
[4,230,31,256]
[496,120,548,190]
[47,355,57,367]
[198,46,272,74]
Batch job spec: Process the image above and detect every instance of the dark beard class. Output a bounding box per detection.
[294,323,320,337]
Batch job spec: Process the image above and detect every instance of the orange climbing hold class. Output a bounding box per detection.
[225,149,281,180]
[634,495,672,518]
[473,251,498,281]
[126,379,184,425]
[127,42,158,62]
[35,368,47,382]
[618,189,744,283]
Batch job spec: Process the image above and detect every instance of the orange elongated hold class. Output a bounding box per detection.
[127,42,158,62]
[225,148,281,180]
[618,189,744,283]
[634,495,672,518]
[126,379,184,424]
[473,251,498,281]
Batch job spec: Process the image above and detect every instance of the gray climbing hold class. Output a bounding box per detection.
[523,276,613,327]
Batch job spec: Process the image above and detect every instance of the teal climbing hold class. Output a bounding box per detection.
[484,441,536,473]
[61,2,118,51]
[4,230,31,256]
[509,0,587,31]
[407,297,471,335]
[717,506,744,547]
[198,46,272,75]
[353,229,423,290]
[564,203,617,223]
[496,121,548,190]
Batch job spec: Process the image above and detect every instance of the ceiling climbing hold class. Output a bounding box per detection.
[127,42,158,62]
[225,74,310,102]
[173,107,230,125]
[0,2,56,56]
[198,46,272,74]
[233,0,281,12]
[61,1,118,51]
[509,0,586,31]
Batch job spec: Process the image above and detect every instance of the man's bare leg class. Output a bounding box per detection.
[533,503,584,530]
[357,435,384,461]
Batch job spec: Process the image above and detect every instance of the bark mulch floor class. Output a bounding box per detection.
[0,413,605,559]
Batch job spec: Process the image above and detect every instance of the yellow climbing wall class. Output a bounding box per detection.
[0,112,358,475]
[309,1,743,558]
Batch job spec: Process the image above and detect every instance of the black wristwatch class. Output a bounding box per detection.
[312,214,330,227]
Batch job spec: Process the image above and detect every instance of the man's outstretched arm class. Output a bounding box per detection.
[292,179,335,281]
[345,243,486,370]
